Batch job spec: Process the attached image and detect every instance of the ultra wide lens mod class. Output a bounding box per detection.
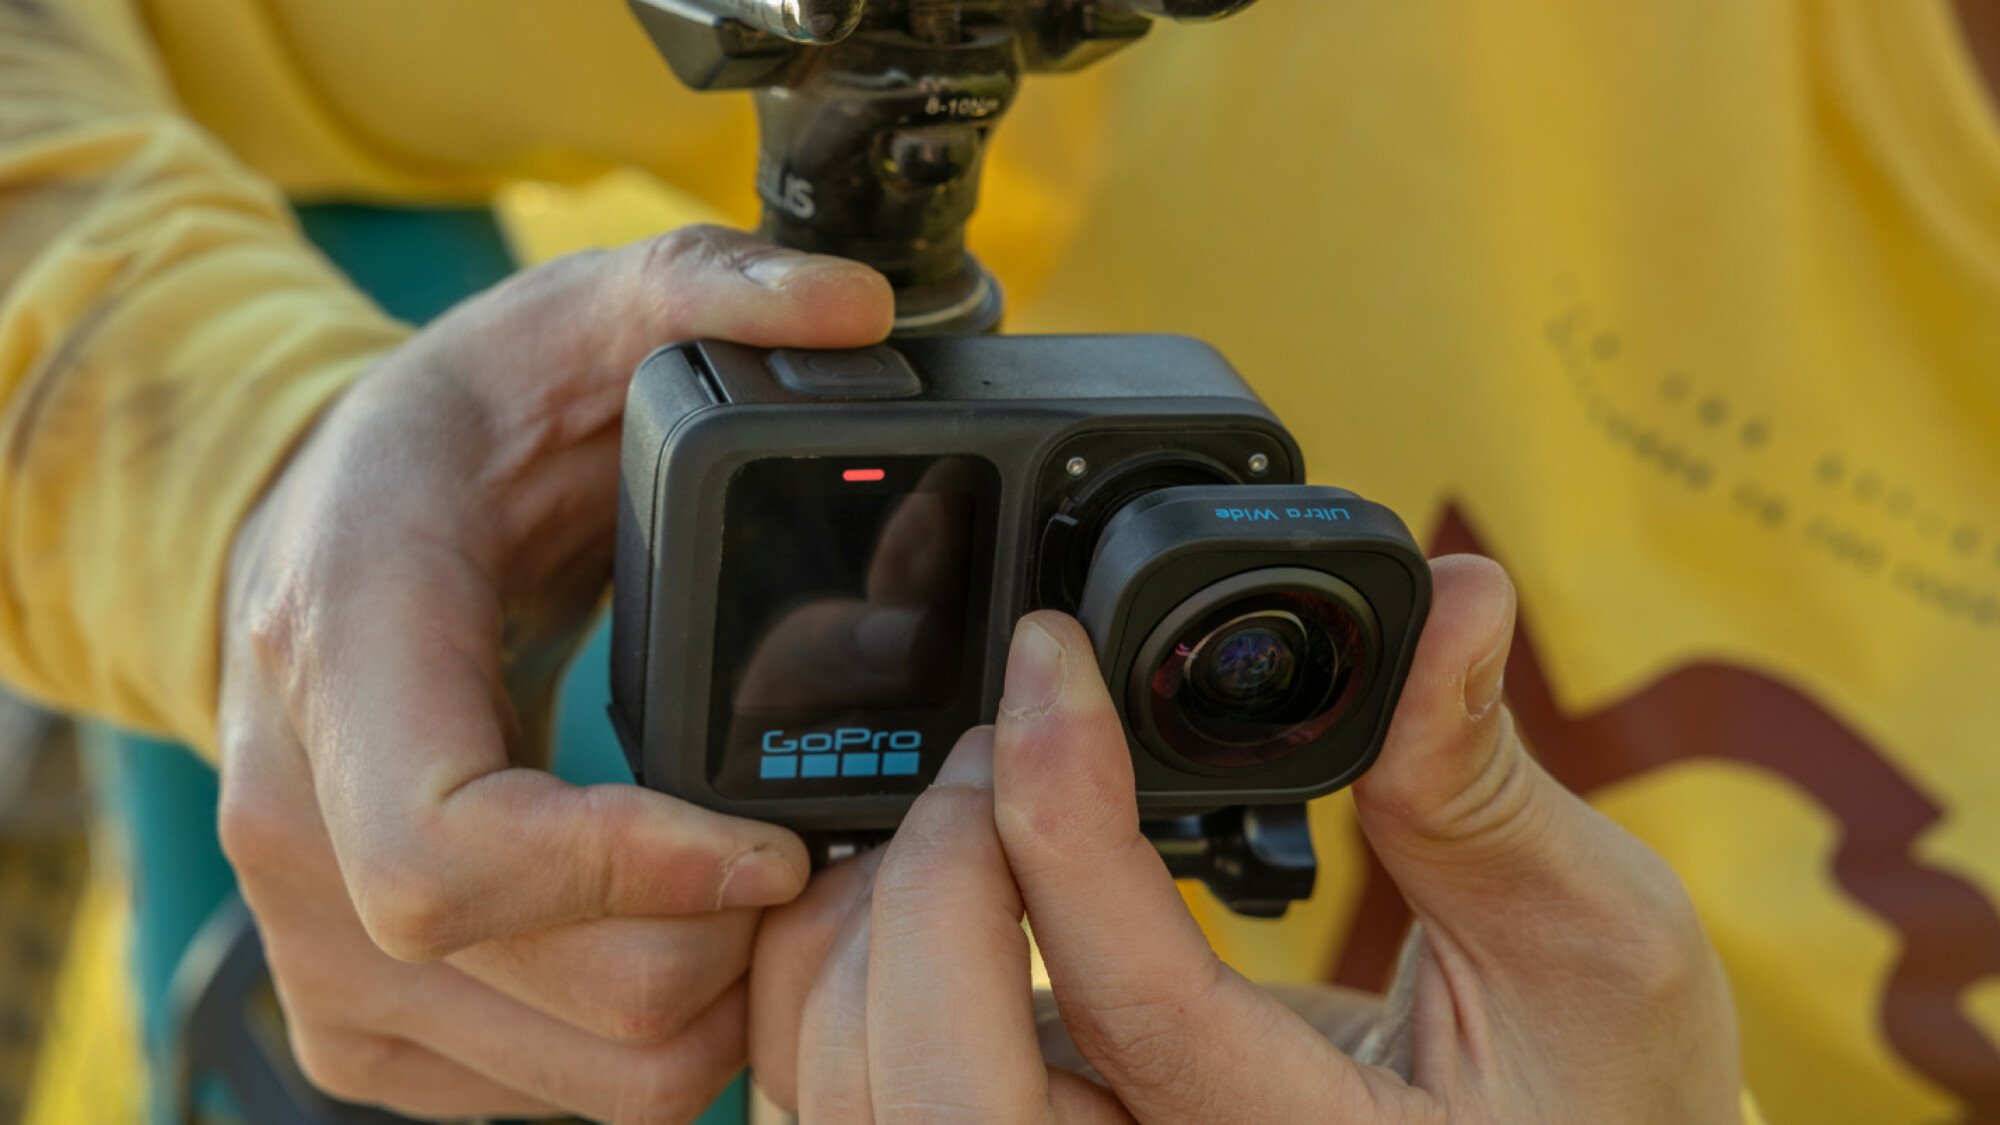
[1077,485,1430,807]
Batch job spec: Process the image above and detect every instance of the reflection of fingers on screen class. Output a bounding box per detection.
[866,458,979,602]
[868,493,966,602]
[733,600,933,711]
[852,603,925,671]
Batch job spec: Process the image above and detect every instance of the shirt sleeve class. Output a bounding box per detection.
[0,0,412,754]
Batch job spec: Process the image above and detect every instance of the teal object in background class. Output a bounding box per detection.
[81,728,235,1125]
[294,204,520,325]
[93,203,746,1125]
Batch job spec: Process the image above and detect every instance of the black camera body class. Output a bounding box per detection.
[610,333,1430,912]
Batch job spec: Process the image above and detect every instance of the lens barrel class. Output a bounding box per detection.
[1073,484,1430,806]
[1131,568,1373,771]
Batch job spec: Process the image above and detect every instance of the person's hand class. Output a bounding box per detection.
[752,556,1742,1122]
[216,226,894,1120]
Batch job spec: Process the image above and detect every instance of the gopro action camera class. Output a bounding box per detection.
[610,334,1430,915]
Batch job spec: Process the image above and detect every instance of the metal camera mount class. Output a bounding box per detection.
[630,0,1257,334]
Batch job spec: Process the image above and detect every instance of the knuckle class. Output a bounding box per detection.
[351,862,465,962]
[1543,823,1726,1021]
[291,1027,399,1107]
[1000,756,1127,862]
[1379,707,1538,851]
[262,942,332,1018]
[640,223,734,280]
[601,1006,677,1047]
[1067,960,1226,1101]
[264,935,402,1032]
[215,786,294,877]
[1079,1009,1205,1105]
[236,531,332,673]
[597,970,706,1045]
[242,581,305,675]
[875,788,993,894]
[580,786,721,915]
[613,1068,713,1125]
[1602,855,1717,1003]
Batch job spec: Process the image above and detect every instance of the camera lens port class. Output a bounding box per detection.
[1036,452,1235,611]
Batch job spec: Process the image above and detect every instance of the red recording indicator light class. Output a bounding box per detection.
[842,468,887,482]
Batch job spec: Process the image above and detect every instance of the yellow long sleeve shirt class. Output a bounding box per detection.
[4,2,1997,1121]
[0,0,408,750]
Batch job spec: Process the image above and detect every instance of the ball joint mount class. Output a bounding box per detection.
[630,0,1258,334]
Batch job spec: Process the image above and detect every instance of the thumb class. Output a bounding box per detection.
[411,224,895,409]
[992,612,1386,1123]
[1352,555,1705,979]
[605,224,896,356]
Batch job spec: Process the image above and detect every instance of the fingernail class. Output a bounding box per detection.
[933,726,995,789]
[853,606,923,673]
[1462,632,1509,723]
[717,843,804,909]
[741,250,836,289]
[1000,619,1065,721]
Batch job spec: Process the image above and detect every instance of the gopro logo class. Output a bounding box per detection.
[759,727,922,781]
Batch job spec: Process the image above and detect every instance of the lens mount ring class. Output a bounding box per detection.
[1127,566,1381,775]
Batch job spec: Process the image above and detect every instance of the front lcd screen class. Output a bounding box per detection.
[710,455,1000,799]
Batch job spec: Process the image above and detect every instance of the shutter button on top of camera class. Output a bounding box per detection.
[768,346,924,399]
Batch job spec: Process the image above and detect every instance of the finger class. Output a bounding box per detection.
[261,227,890,962]
[797,882,878,1123]
[1350,556,1710,980]
[1270,983,1399,1063]
[423,223,895,417]
[447,910,757,1045]
[1034,983,1398,1070]
[287,1025,560,1120]
[279,543,808,959]
[607,224,896,356]
[864,728,1056,1117]
[220,665,556,1120]
[401,966,752,1123]
[750,849,884,1109]
[251,832,751,1124]
[1031,993,1150,1123]
[224,612,757,1121]
[992,612,1390,1122]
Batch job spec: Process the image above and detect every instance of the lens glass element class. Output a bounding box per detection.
[1187,614,1304,715]
[1140,577,1373,771]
